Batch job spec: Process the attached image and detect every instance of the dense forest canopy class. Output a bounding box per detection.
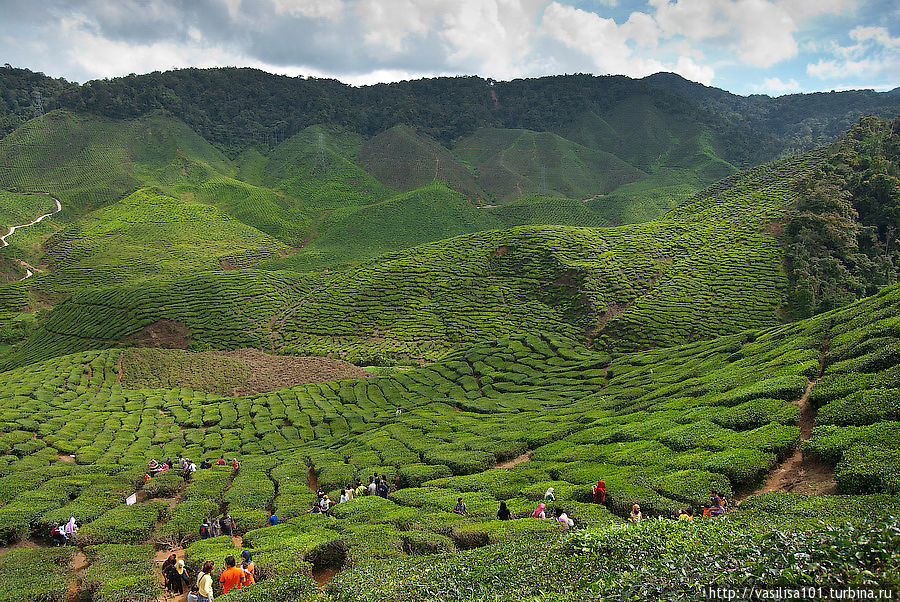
[2,65,898,162]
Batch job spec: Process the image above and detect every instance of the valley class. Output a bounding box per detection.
[0,67,896,601]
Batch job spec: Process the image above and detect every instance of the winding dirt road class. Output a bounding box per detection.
[0,193,61,280]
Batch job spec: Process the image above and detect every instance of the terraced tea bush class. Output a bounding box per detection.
[74,501,168,545]
[0,547,72,602]
[80,544,160,602]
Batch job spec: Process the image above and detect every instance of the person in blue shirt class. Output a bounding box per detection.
[268,512,278,526]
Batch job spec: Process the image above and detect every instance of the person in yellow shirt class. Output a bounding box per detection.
[196,561,215,602]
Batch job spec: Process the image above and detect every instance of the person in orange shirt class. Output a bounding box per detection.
[219,555,245,594]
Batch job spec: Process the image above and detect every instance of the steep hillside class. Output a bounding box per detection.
[0,110,232,214]
[256,125,393,210]
[358,125,483,199]
[36,187,288,291]
[0,148,824,369]
[453,127,645,203]
[264,183,500,272]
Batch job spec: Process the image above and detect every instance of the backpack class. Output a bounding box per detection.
[222,516,233,529]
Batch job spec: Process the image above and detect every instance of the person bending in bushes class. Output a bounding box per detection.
[532,503,547,519]
[630,504,642,523]
[453,497,469,516]
[555,507,574,530]
[196,560,215,602]
[220,555,245,594]
[544,487,555,502]
[200,459,212,469]
[50,522,66,546]
[709,491,725,516]
[217,456,226,466]
[268,512,278,526]
[592,479,607,504]
[497,501,511,520]
[678,508,693,521]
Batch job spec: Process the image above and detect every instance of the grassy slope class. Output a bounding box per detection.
[0,148,822,369]
[0,284,895,599]
[358,125,484,199]
[37,187,288,291]
[452,127,646,203]
[263,183,500,272]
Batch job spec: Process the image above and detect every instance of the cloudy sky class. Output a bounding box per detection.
[1,0,897,95]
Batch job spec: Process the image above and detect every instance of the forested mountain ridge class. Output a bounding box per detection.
[4,65,896,163]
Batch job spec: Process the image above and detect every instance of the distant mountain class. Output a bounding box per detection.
[642,72,900,153]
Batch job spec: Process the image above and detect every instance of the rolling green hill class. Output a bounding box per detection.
[264,183,500,272]
[452,127,646,203]
[0,147,824,369]
[358,125,484,199]
[0,110,231,214]
[38,187,288,291]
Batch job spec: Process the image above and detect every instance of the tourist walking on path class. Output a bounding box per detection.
[220,513,234,536]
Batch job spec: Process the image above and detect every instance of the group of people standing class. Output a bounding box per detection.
[162,550,256,601]
[199,513,236,539]
[146,454,240,482]
[309,474,393,514]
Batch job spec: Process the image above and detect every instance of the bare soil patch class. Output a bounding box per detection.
[493,451,532,470]
[217,349,371,396]
[128,320,191,349]
[0,539,40,557]
[120,347,370,396]
[67,550,89,602]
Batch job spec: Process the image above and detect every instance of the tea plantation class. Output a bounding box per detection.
[0,145,824,370]
[0,91,895,600]
[0,281,895,599]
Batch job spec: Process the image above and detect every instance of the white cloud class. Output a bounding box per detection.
[776,0,852,21]
[356,0,435,52]
[539,2,715,84]
[753,76,802,94]
[807,24,900,80]
[650,0,798,67]
[270,0,345,20]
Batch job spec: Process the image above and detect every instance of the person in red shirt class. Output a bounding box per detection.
[216,455,226,466]
[592,479,607,504]
[219,555,245,594]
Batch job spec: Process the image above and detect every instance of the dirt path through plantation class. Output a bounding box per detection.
[0,194,62,280]
[737,376,836,502]
[154,546,186,602]
[66,550,89,602]
[492,451,532,470]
